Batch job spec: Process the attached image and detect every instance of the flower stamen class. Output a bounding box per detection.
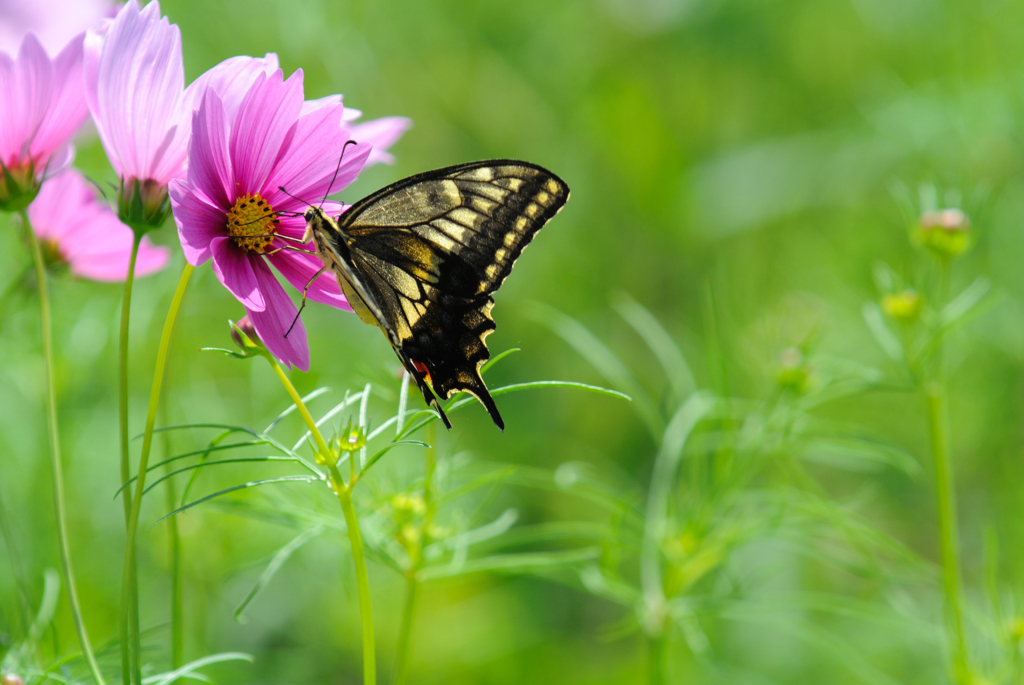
[226,193,279,253]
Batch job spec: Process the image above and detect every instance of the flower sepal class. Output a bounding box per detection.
[204,317,271,361]
[118,177,172,236]
[0,160,41,212]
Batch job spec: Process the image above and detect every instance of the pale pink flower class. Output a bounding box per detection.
[29,168,169,281]
[170,68,372,371]
[83,0,188,191]
[0,0,115,56]
[0,31,89,208]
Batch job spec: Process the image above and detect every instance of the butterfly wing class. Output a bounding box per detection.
[336,159,570,430]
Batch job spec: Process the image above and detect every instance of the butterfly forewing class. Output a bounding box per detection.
[317,160,569,429]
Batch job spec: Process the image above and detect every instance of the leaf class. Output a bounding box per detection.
[144,652,254,685]
[360,440,431,475]
[529,303,661,437]
[150,476,319,529]
[861,302,903,362]
[358,382,372,470]
[940,276,993,330]
[143,456,323,496]
[612,292,696,403]
[234,526,323,623]
[264,387,331,434]
[480,347,521,374]
[397,382,631,437]
[418,547,602,581]
[797,438,920,475]
[292,390,366,453]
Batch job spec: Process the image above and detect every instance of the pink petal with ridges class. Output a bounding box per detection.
[84,0,187,184]
[187,89,232,209]
[185,53,279,121]
[0,34,53,164]
[210,236,266,311]
[346,116,412,167]
[28,33,87,166]
[267,249,350,311]
[230,69,303,196]
[248,258,310,371]
[169,179,226,266]
[264,103,369,204]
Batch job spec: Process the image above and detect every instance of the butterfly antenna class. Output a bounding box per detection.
[278,186,314,208]
[284,265,328,338]
[319,139,359,210]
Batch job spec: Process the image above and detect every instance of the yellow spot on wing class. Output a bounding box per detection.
[495,248,507,262]
[448,207,482,229]
[525,203,540,218]
[536,191,550,205]
[546,179,561,194]
[504,232,516,247]
[515,217,527,231]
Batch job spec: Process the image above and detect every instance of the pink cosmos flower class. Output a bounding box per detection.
[170,68,373,371]
[84,0,188,225]
[0,0,115,56]
[29,168,169,281]
[187,52,412,168]
[0,31,88,208]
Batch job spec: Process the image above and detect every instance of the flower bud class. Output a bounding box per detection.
[776,346,812,394]
[229,316,262,351]
[335,420,367,454]
[117,177,172,235]
[913,208,971,260]
[881,289,922,323]
[0,159,40,212]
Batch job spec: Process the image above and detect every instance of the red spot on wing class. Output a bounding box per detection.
[410,359,432,386]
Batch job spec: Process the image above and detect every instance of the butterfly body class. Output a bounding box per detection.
[303,159,570,430]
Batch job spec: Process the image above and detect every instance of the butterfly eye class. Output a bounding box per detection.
[304,209,314,223]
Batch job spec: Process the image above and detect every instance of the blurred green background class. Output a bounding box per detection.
[4,0,1024,682]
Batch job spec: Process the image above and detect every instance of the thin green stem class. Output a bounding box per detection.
[926,383,969,682]
[119,234,141,523]
[267,359,332,459]
[265,358,375,685]
[392,575,417,685]
[24,214,106,685]
[117,233,141,685]
[120,264,193,685]
[162,404,183,669]
[924,263,969,684]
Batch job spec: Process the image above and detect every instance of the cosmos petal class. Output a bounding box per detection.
[210,236,266,311]
[248,258,310,371]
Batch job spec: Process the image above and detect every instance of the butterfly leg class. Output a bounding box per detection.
[284,265,328,338]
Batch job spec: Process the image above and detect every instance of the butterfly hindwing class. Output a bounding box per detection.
[313,160,569,429]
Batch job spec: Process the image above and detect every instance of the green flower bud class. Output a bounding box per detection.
[229,316,263,352]
[881,289,922,323]
[117,177,171,235]
[913,208,971,260]
[0,159,40,212]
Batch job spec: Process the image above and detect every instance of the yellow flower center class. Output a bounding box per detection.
[226,192,277,253]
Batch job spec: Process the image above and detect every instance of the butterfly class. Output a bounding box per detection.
[300,159,570,430]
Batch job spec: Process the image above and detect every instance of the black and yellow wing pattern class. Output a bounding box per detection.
[305,159,570,430]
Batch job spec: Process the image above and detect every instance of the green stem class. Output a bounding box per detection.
[119,234,141,524]
[926,382,969,683]
[162,402,183,669]
[392,575,417,685]
[925,263,969,684]
[265,358,376,685]
[117,233,141,685]
[24,214,106,685]
[120,264,193,685]
[648,633,667,685]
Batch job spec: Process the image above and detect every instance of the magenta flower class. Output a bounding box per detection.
[0,31,88,209]
[0,0,115,56]
[83,0,187,227]
[29,168,169,281]
[170,68,373,371]
[188,52,412,168]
